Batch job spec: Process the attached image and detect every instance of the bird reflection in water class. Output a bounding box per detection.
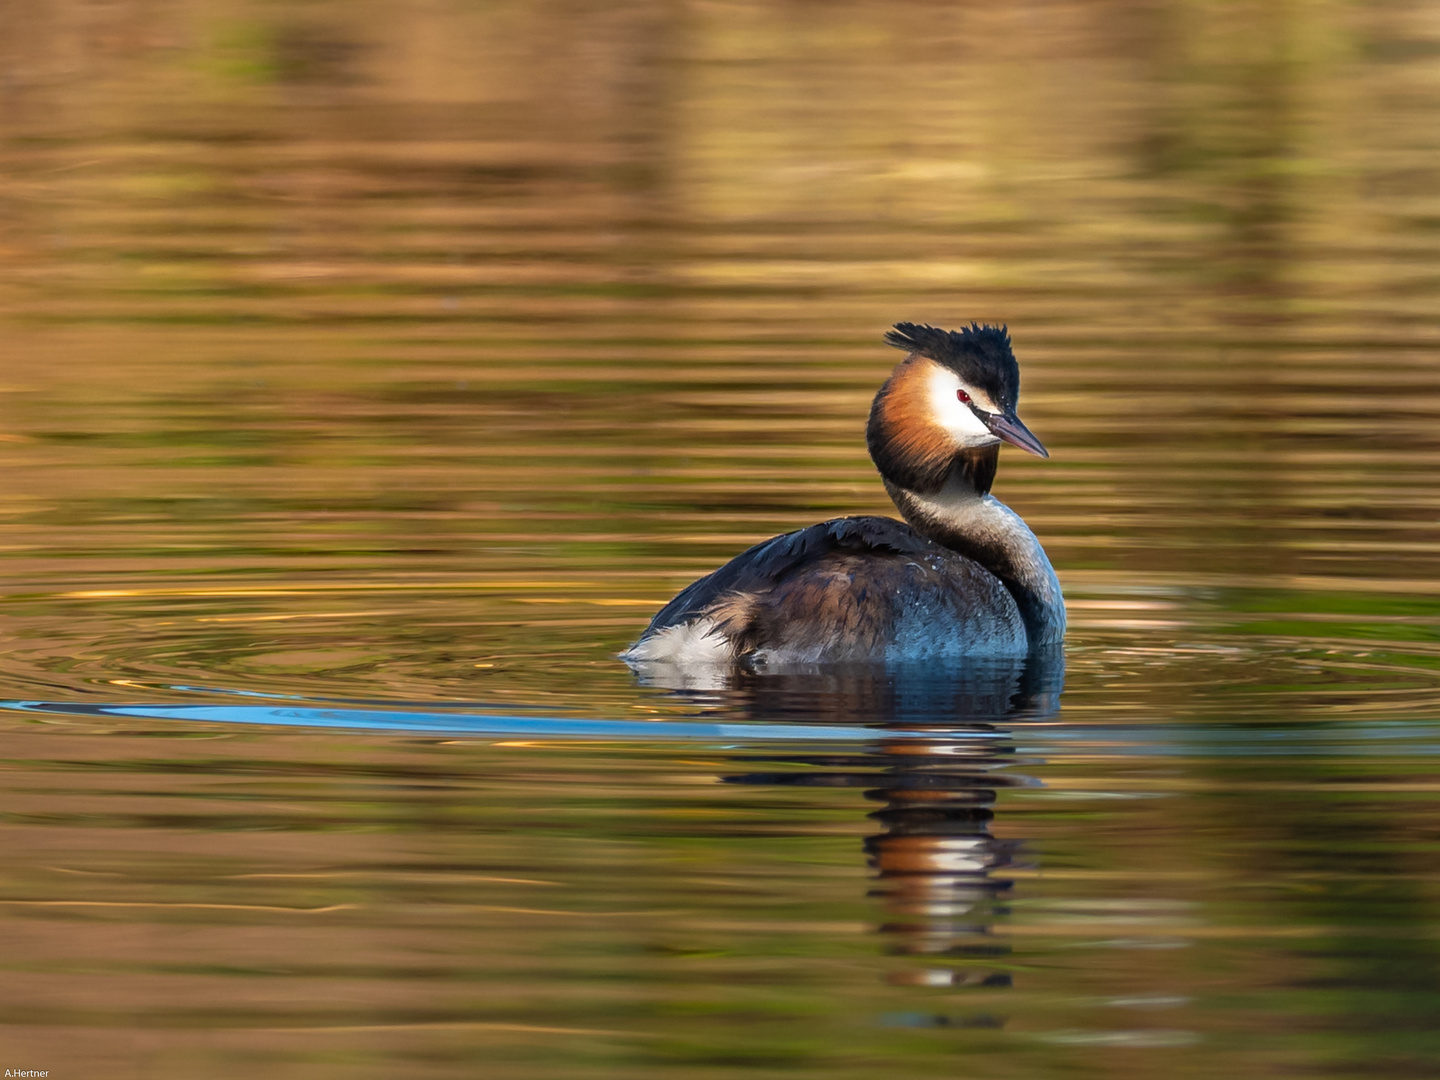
[630,648,1063,1026]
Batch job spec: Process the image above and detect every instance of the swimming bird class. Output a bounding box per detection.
[622,322,1064,665]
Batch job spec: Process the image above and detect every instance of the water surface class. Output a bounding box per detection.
[2,2,1440,1077]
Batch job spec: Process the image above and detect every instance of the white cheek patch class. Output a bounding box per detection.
[926,365,999,446]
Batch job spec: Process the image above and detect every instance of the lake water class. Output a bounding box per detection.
[3,2,1440,1077]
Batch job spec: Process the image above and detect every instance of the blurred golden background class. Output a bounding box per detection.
[2,3,1440,1077]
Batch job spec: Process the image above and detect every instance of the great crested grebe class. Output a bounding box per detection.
[623,322,1065,665]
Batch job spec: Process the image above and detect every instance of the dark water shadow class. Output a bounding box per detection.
[633,647,1066,1027]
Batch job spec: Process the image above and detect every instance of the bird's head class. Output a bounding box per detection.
[866,321,1048,496]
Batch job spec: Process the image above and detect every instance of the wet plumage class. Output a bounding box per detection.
[623,322,1065,667]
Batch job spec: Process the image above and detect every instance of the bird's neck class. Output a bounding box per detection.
[884,458,1066,647]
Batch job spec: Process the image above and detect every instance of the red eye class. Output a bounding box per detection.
[956,388,972,404]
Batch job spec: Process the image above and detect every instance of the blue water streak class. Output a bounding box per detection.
[0,700,957,742]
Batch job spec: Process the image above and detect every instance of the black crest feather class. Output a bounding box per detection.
[885,321,1013,363]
